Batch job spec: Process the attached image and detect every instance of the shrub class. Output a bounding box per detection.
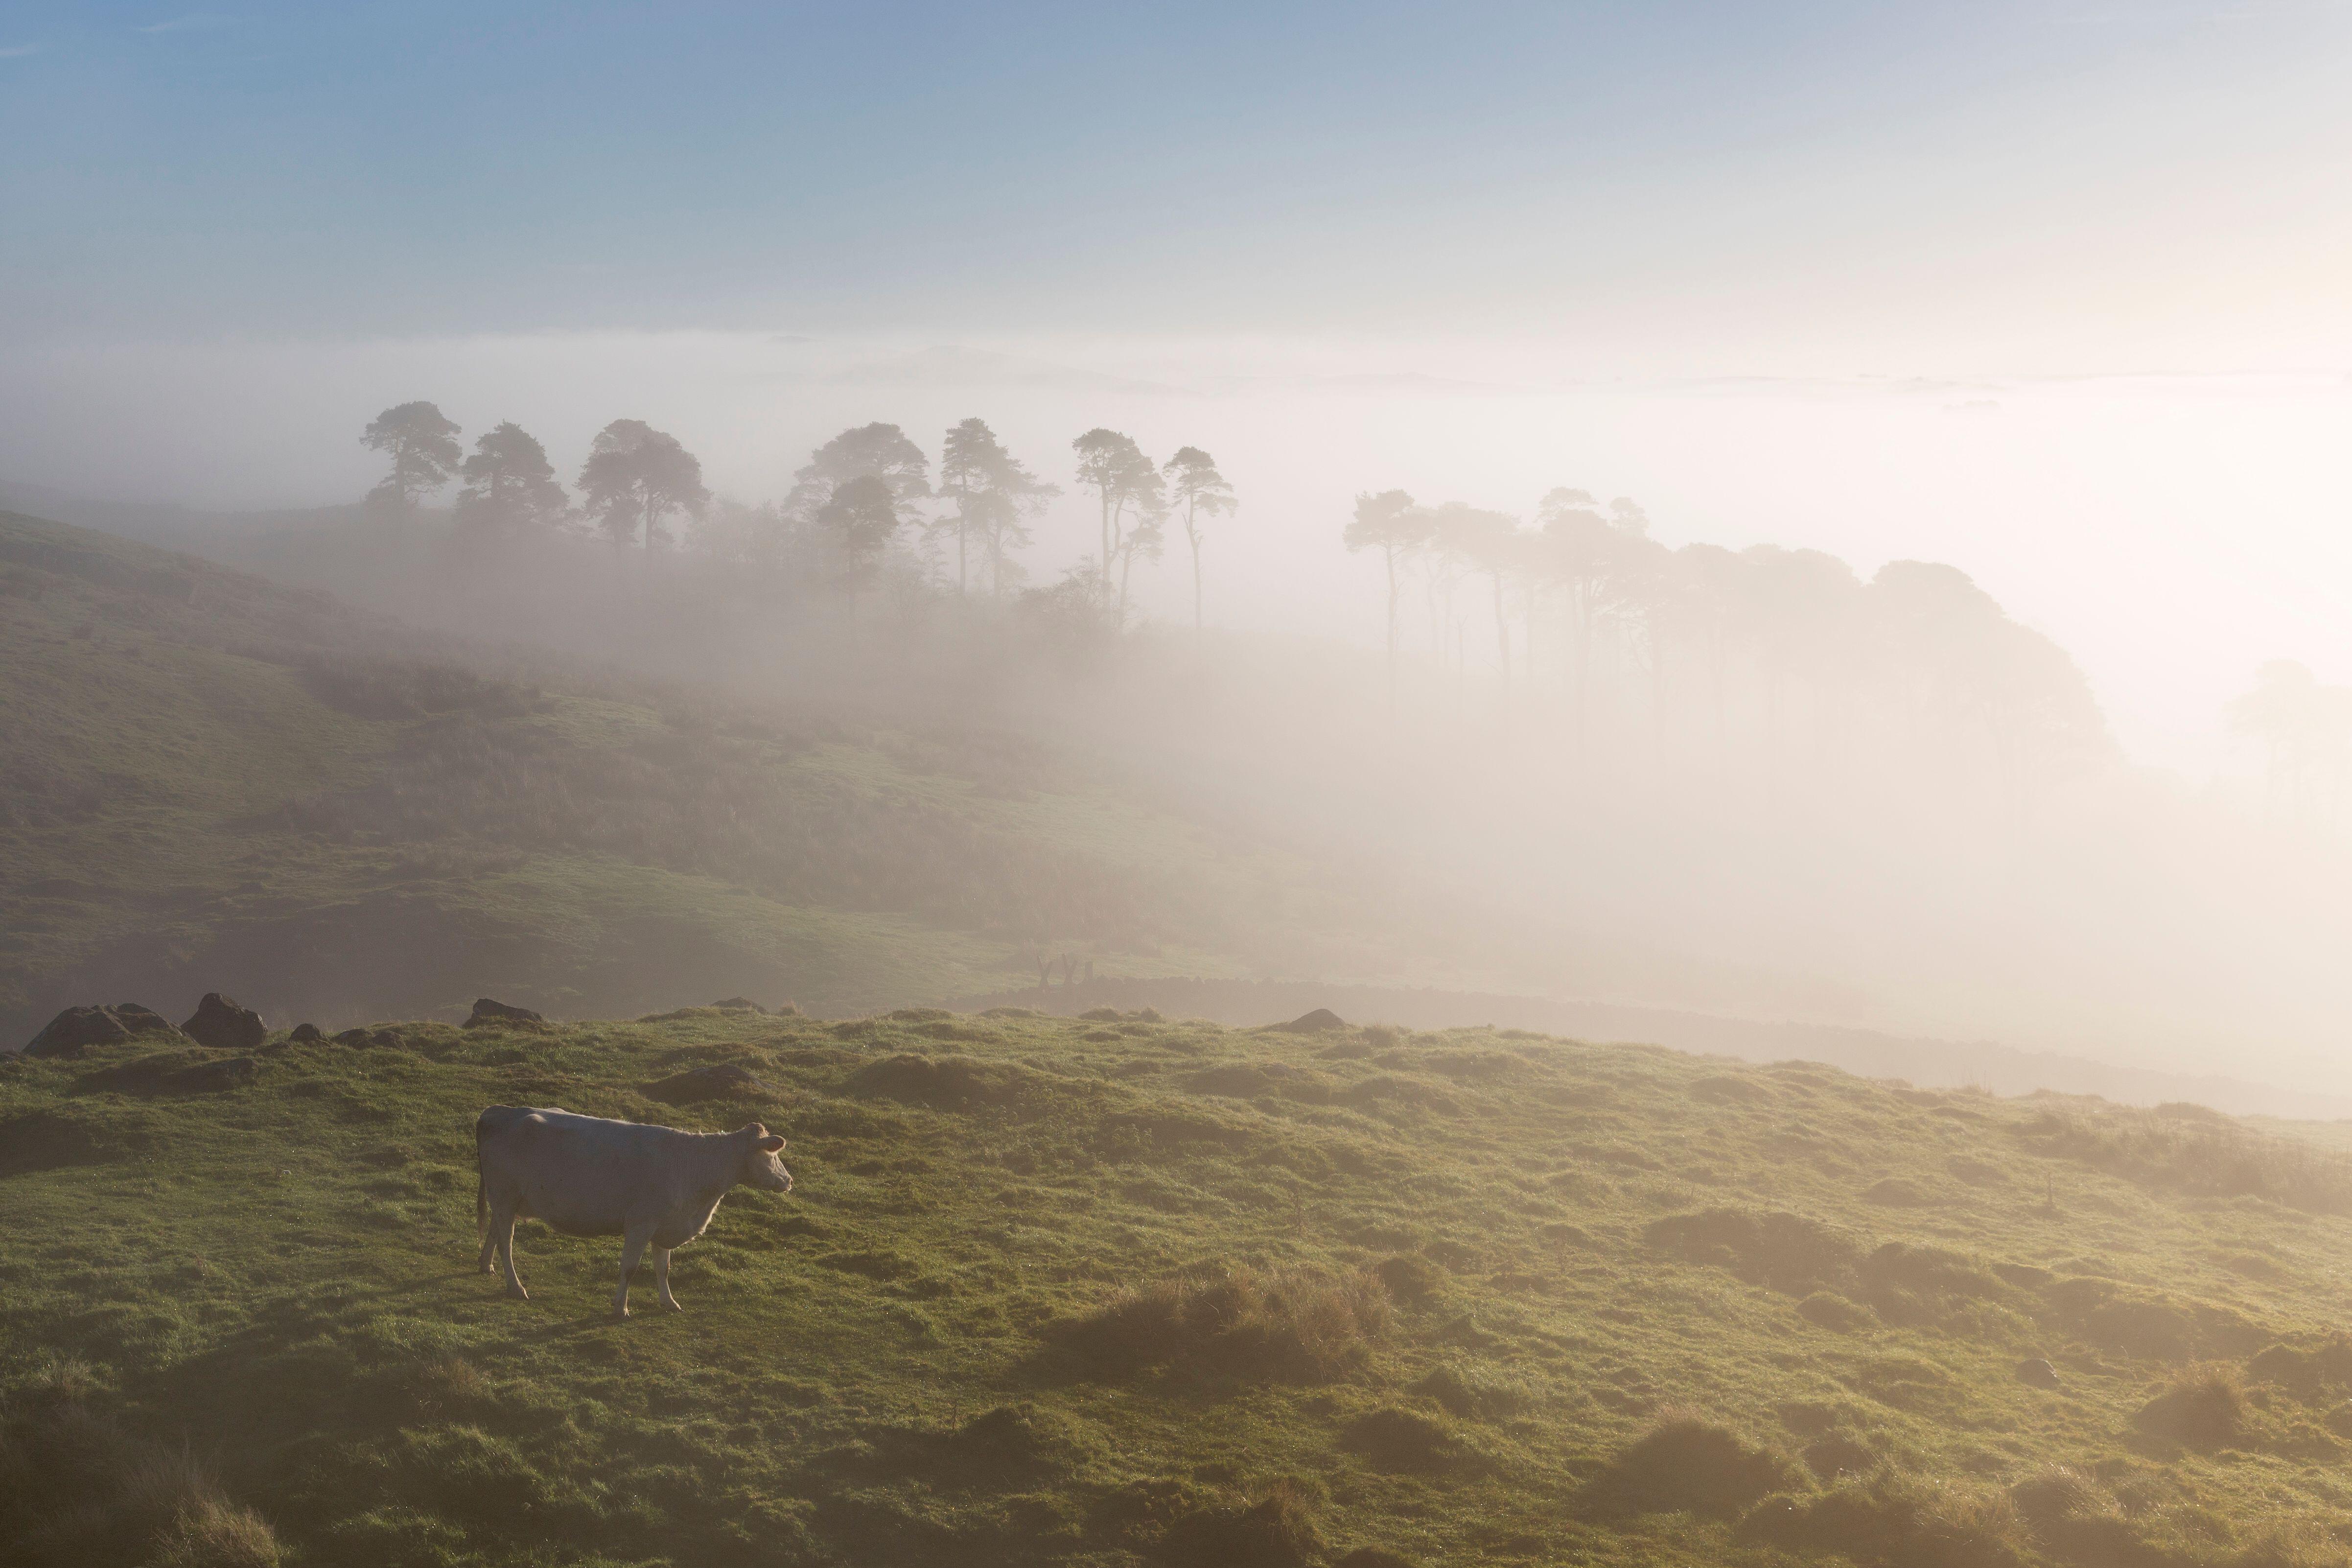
[1056,1266,1390,1383]
[2136,1365,2248,1448]
[1584,1413,1802,1520]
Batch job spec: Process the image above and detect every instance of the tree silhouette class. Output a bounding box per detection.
[360,401,461,513]
[936,418,1057,595]
[577,420,710,552]
[787,423,931,522]
[813,474,906,582]
[1430,504,1521,703]
[454,421,567,539]
[1111,495,1165,626]
[1163,446,1236,631]
[2228,660,2352,826]
[1071,429,1162,596]
[1536,488,1644,752]
[1344,490,1427,711]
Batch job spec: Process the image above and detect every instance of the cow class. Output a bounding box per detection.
[474,1105,793,1318]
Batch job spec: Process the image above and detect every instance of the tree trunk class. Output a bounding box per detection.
[1384,546,1399,717]
[1190,534,1203,632]
[1491,569,1511,709]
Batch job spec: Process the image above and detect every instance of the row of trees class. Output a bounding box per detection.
[358,403,1237,626]
[1346,484,2114,806]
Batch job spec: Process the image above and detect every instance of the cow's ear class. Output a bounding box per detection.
[758,1135,787,1153]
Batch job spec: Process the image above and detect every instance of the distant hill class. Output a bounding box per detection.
[7,1007,2352,1566]
[0,508,1344,1043]
[953,977,2352,1120]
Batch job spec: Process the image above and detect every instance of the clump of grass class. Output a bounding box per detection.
[847,1052,1046,1109]
[2019,1106,2352,1214]
[2136,1364,2249,1449]
[1584,1411,1803,1520]
[1371,1254,1444,1305]
[1341,1406,1474,1473]
[1798,1291,1870,1332]
[1410,1361,1531,1420]
[1056,1266,1390,1382]
[1158,1481,1321,1568]
[1647,1208,1859,1293]
[1738,1472,2027,1567]
[0,1386,281,1568]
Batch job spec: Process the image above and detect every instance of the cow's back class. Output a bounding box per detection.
[477,1106,710,1239]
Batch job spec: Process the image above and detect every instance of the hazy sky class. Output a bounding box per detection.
[7,2,2351,368]
[4,2,2350,776]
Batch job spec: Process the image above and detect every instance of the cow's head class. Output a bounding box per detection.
[737,1124,793,1193]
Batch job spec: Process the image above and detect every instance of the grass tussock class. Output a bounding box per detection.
[1158,1481,1322,1568]
[0,1382,280,1568]
[2136,1364,2250,1449]
[2020,1106,2352,1215]
[1056,1265,1390,1382]
[1738,1473,2027,1568]
[1584,1411,1802,1520]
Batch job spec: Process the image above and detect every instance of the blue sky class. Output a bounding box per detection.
[6,1,2348,363]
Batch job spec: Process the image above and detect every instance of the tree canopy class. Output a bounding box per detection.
[455,421,568,538]
[360,401,462,512]
[578,420,709,551]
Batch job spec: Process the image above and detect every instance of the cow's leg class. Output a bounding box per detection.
[653,1247,682,1312]
[611,1223,653,1319]
[492,1204,528,1300]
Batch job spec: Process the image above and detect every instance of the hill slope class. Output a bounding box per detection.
[0,509,1351,1041]
[7,1008,2352,1567]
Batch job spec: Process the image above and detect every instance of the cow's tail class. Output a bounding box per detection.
[473,1110,490,1240]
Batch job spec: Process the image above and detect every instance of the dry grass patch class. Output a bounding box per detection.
[1054,1265,1390,1382]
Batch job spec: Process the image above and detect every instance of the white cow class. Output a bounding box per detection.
[474,1105,792,1317]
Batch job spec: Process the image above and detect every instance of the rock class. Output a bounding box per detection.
[2016,1357,2061,1389]
[332,1028,372,1047]
[466,997,544,1027]
[711,996,767,1013]
[287,1023,323,1043]
[23,1003,186,1058]
[181,992,267,1051]
[641,1063,779,1104]
[332,1027,402,1048]
[1276,1007,1348,1034]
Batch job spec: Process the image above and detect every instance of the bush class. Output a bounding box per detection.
[1056,1266,1390,1383]
[1584,1413,1802,1520]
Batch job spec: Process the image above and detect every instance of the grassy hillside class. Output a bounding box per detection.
[8,1007,2352,1567]
[0,509,1351,1041]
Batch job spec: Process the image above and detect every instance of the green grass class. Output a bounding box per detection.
[9,1009,2352,1566]
[1,509,1340,1038]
